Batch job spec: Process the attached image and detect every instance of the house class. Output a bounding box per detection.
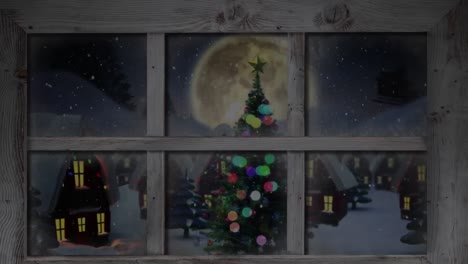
[115,156,137,186]
[342,154,373,209]
[374,154,401,190]
[136,176,147,219]
[51,154,111,246]
[398,156,426,221]
[306,154,358,226]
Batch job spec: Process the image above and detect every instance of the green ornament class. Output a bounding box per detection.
[242,207,252,217]
[264,154,275,164]
[232,155,247,168]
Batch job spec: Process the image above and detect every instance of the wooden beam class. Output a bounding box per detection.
[23,255,429,264]
[28,137,427,151]
[286,33,305,255]
[0,0,459,33]
[427,0,468,263]
[146,33,165,255]
[0,10,26,264]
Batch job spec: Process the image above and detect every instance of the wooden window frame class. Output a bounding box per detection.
[0,0,467,263]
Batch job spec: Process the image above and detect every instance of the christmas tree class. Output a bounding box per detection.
[167,171,208,238]
[204,57,286,254]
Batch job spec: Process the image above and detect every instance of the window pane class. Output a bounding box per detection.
[166,152,287,255]
[28,152,146,256]
[305,152,426,254]
[307,34,427,136]
[29,34,146,136]
[166,34,288,136]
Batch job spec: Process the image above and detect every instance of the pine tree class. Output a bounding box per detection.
[167,171,208,238]
[204,57,287,254]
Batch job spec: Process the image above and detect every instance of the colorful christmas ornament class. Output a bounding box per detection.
[228,211,238,221]
[263,181,274,193]
[258,104,273,115]
[263,115,273,126]
[250,190,261,201]
[237,190,247,200]
[246,166,257,177]
[271,181,279,192]
[256,235,267,246]
[227,173,238,184]
[264,153,275,164]
[242,207,252,217]
[256,165,271,177]
[230,222,240,233]
[232,155,247,168]
[241,130,251,137]
[251,118,262,129]
[245,114,256,125]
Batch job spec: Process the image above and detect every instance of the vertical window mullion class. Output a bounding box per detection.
[146,33,165,255]
[286,33,306,255]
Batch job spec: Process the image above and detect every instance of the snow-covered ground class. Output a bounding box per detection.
[166,189,425,255]
[307,189,426,255]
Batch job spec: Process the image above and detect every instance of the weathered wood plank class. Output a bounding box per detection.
[28,137,427,151]
[0,0,459,33]
[286,33,305,255]
[23,255,428,264]
[146,33,165,255]
[0,10,26,264]
[427,0,468,263]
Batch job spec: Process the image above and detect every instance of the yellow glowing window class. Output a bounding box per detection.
[306,196,313,207]
[77,217,86,232]
[97,213,106,235]
[221,160,227,175]
[364,176,369,185]
[387,158,395,168]
[418,165,426,182]
[55,218,66,241]
[377,176,382,184]
[354,157,360,169]
[143,193,147,208]
[204,194,213,208]
[323,195,334,213]
[73,161,85,188]
[404,197,411,210]
[308,159,314,178]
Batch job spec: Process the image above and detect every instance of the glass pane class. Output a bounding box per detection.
[28,152,147,256]
[307,34,427,136]
[29,34,146,136]
[166,34,288,136]
[166,152,287,255]
[305,152,426,254]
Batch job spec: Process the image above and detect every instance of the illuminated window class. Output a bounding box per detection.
[377,176,382,184]
[77,217,86,232]
[387,158,394,168]
[73,160,85,188]
[364,176,369,185]
[418,165,426,182]
[308,159,314,178]
[204,194,213,208]
[55,218,66,241]
[354,157,360,169]
[404,197,411,210]
[323,195,333,213]
[306,196,313,207]
[221,160,227,175]
[143,193,147,208]
[97,213,106,235]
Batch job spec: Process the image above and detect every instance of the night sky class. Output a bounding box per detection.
[307,34,427,136]
[29,34,147,137]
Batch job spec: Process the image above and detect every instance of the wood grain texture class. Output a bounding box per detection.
[286,33,305,254]
[0,10,26,264]
[427,0,468,263]
[146,152,165,255]
[24,255,428,264]
[0,0,459,33]
[28,137,427,151]
[146,33,165,255]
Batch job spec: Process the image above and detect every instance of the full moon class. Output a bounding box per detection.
[191,35,288,129]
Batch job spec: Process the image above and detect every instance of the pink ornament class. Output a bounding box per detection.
[241,130,251,137]
[230,222,240,233]
[263,181,274,192]
[263,115,273,126]
[256,235,267,246]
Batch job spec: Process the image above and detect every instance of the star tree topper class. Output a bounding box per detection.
[249,56,267,74]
